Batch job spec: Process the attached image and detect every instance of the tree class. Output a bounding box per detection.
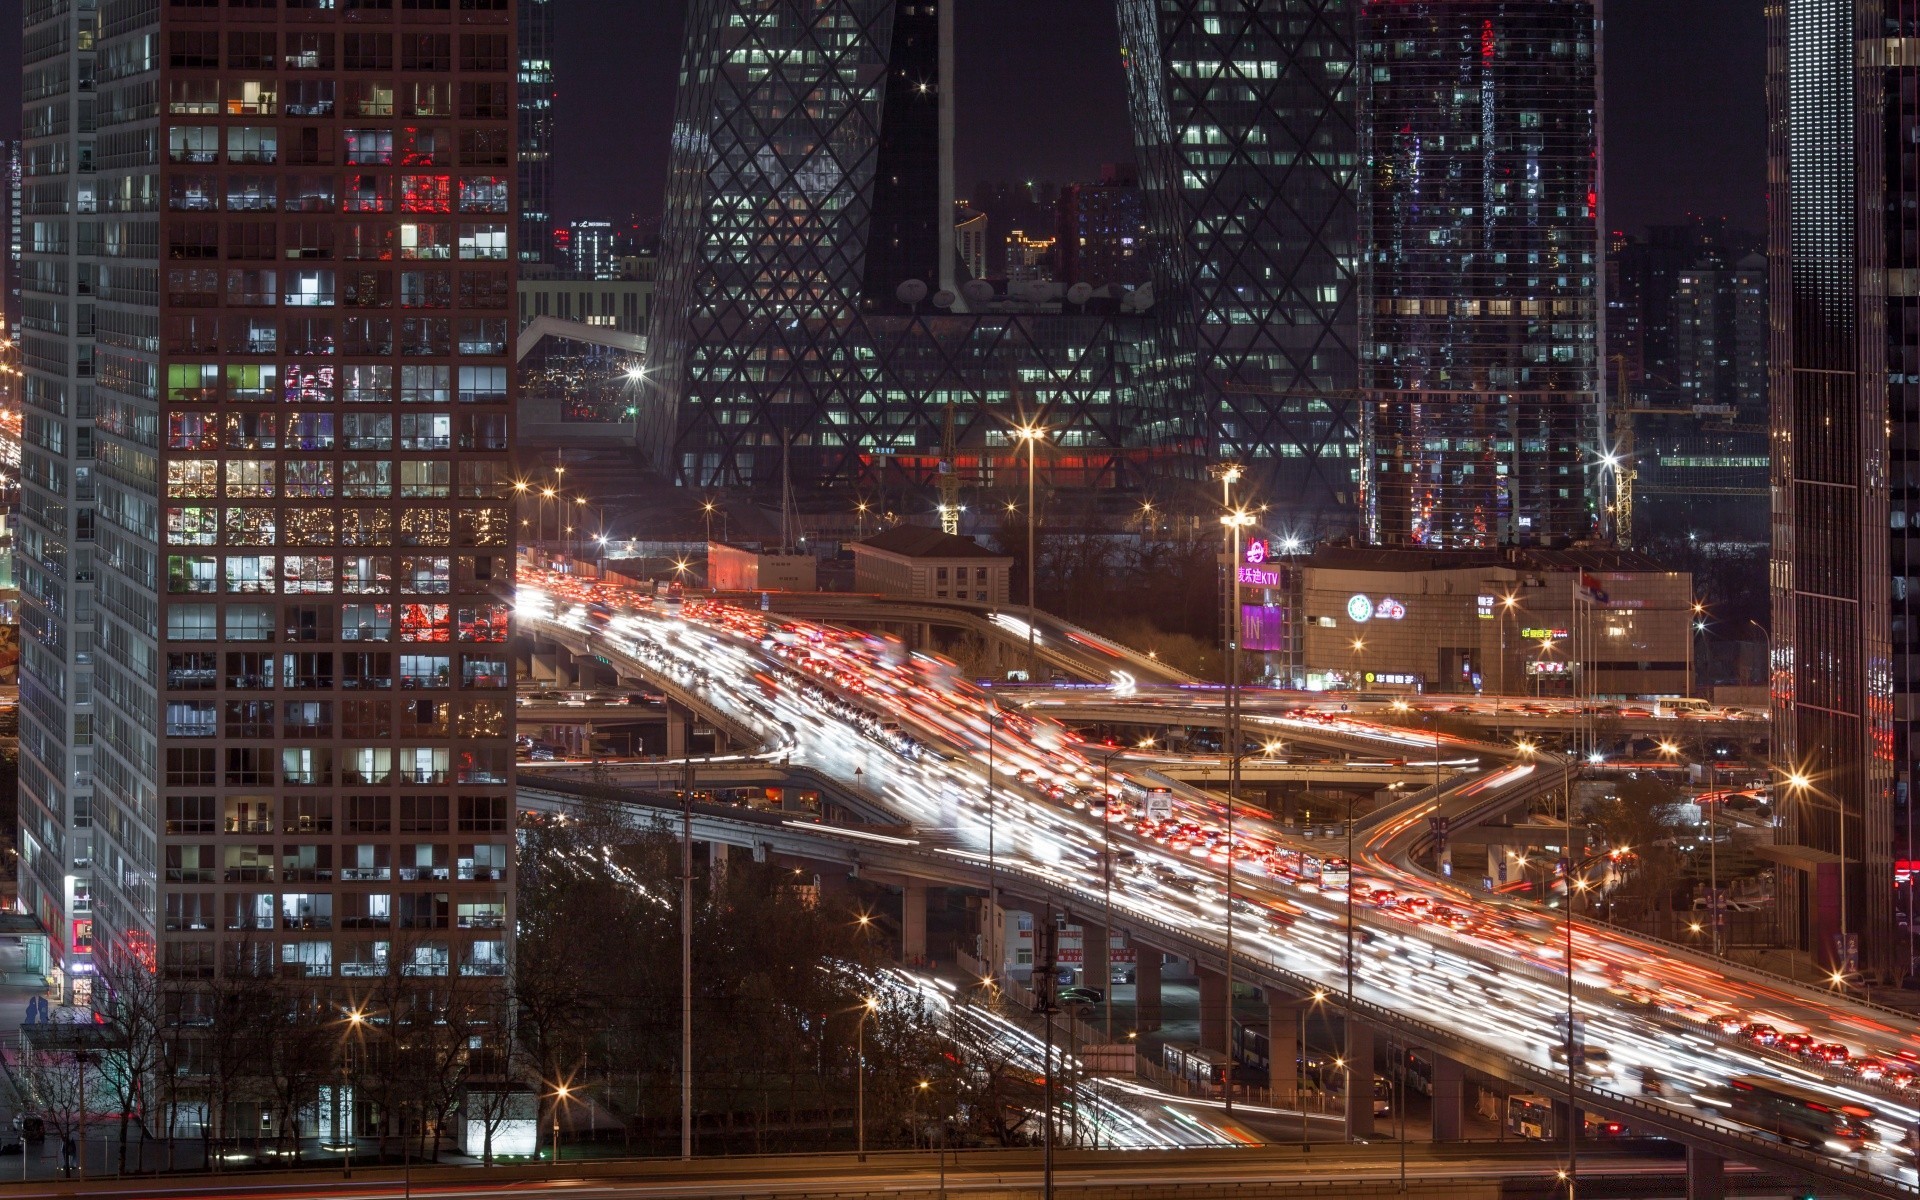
[259,991,336,1162]
[1587,776,1689,934]
[95,955,165,1174]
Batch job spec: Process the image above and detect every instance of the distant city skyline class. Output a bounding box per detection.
[539,0,1763,237]
[0,2,1766,237]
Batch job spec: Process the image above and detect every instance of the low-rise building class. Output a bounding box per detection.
[851,527,1012,603]
[1281,546,1694,698]
[707,542,818,593]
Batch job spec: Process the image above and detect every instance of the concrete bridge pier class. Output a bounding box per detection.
[1429,1049,1465,1141]
[1133,944,1163,1031]
[666,701,694,760]
[1079,920,1109,993]
[1197,965,1228,1055]
[901,879,928,964]
[1268,995,1304,1106]
[1344,1018,1376,1140]
[1685,1146,1725,1200]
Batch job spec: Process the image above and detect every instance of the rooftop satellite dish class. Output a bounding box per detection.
[962,278,995,306]
[895,279,929,306]
[1067,282,1094,307]
[932,289,957,309]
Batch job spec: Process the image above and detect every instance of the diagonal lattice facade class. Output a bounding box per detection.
[1119,0,1363,533]
[644,0,1202,495]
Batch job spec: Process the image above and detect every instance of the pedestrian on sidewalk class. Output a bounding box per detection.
[61,1136,74,1176]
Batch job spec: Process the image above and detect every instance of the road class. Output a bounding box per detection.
[0,1145,1735,1200]
[520,577,1920,1197]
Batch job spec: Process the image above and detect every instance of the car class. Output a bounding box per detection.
[1740,1022,1780,1047]
[1057,986,1104,1005]
[1549,1044,1616,1077]
[1779,1033,1815,1056]
[1812,1042,1851,1064]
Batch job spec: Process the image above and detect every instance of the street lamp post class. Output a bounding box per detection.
[1219,501,1254,1111]
[1785,771,1851,986]
[1015,423,1047,680]
[338,1007,365,1178]
[1096,746,1126,1044]
[856,997,879,1161]
[682,783,694,1160]
[985,706,1000,986]
[550,1082,572,1164]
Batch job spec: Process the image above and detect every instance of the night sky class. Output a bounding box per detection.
[0,1,1765,236]
[559,0,1766,236]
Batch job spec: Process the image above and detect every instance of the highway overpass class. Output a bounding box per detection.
[516,583,1920,1200]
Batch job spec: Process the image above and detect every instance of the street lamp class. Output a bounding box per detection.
[1014,422,1048,680]
[1219,504,1255,1111]
[549,1081,573,1163]
[1783,770,1851,985]
[856,996,880,1161]
[337,1007,366,1177]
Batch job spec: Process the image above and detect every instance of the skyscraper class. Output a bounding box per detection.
[518,0,556,266]
[25,1,518,995]
[646,0,1196,494]
[17,5,99,996]
[1119,0,1363,532]
[1767,0,1900,978]
[1057,166,1153,291]
[1357,0,1603,549]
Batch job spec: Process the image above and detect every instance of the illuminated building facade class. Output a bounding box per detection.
[31,0,519,993]
[1766,0,1901,977]
[1357,0,1603,549]
[17,0,101,996]
[647,0,1198,494]
[1119,0,1363,531]
[517,0,555,265]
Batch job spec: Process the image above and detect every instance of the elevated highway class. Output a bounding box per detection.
[729,591,1198,687]
[516,584,1920,1200]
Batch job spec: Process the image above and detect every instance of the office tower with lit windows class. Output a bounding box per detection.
[34,0,519,992]
[517,0,555,266]
[1119,0,1363,532]
[1767,0,1905,979]
[648,0,1197,494]
[17,3,102,997]
[1356,0,1603,549]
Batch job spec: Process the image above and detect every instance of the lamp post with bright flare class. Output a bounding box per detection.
[856,996,879,1161]
[1015,422,1048,680]
[1784,770,1852,985]
[549,1081,572,1164]
[1219,502,1254,1111]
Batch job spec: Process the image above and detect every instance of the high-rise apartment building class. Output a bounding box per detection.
[1120,0,1363,531]
[647,0,1196,493]
[1057,166,1152,290]
[1612,220,1767,419]
[1767,0,1904,979]
[563,218,615,281]
[517,0,555,266]
[23,0,518,996]
[17,3,101,998]
[1357,0,1603,549]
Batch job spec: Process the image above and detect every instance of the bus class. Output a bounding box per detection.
[1717,1074,1876,1152]
[1657,697,1714,718]
[1162,1041,1231,1097]
[1506,1094,1627,1141]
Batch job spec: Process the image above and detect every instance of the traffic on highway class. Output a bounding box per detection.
[518,571,1920,1190]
